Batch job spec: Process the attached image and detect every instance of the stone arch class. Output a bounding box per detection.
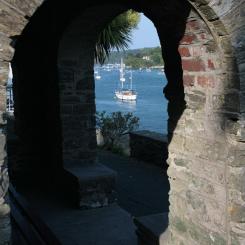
[0,0,244,244]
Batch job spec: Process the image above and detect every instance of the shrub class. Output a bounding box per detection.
[96,111,139,150]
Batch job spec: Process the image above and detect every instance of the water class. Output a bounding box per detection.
[95,69,168,134]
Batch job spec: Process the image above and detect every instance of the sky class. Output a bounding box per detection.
[129,14,160,49]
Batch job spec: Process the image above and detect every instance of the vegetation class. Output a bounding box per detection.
[95,10,140,64]
[105,47,164,69]
[96,111,139,150]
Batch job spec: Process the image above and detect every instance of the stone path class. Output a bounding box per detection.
[3,150,169,245]
[98,150,170,217]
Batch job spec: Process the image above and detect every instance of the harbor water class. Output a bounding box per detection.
[95,69,168,134]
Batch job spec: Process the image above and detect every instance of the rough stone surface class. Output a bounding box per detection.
[130,130,168,168]
[0,0,244,244]
[64,161,117,209]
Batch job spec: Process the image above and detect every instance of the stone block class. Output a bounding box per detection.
[0,133,6,161]
[199,5,219,21]
[212,20,228,36]
[183,74,195,86]
[134,213,169,245]
[3,0,42,17]
[130,130,168,168]
[227,145,245,167]
[168,133,185,153]
[197,75,215,88]
[0,33,14,62]
[0,3,27,36]
[212,92,240,112]
[178,47,191,57]
[181,33,197,45]
[182,58,206,72]
[229,203,245,223]
[170,215,226,244]
[185,90,206,110]
[228,166,245,193]
[189,0,211,6]
[220,36,233,55]
[64,161,117,209]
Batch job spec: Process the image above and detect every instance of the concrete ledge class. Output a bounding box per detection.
[129,131,168,168]
[134,213,169,245]
[10,185,137,245]
[64,161,117,209]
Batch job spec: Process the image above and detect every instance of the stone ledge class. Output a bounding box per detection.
[64,161,117,209]
[130,130,168,142]
[134,213,169,245]
[129,130,168,168]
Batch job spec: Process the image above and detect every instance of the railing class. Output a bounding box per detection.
[6,84,14,113]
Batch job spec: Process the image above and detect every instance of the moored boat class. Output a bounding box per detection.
[115,59,137,101]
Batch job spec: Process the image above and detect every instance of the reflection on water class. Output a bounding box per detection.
[114,99,137,111]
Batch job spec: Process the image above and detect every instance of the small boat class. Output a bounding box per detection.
[95,69,101,80]
[115,59,137,101]
[95,74,101,80]
[157,68,165,75]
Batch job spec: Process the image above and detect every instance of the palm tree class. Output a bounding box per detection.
[95,10,140,64]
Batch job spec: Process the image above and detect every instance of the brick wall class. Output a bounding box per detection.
[0,0,244,244]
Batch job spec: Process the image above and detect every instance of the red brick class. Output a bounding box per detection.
[186,20,200,31]
[183,75,195,86]
[197,75,215,88]
[208,59,215,70]
[179,47,191,57]
[190,46,205,57]
[180,34,197,44]
[182,59,206,72]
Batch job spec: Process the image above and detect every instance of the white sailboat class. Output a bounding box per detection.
[115,59,137,101]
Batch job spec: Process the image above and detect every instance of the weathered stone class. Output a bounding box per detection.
[183,74,195,86]
[229,203,245,223]
[130,130,168,167]
[197,75,215,88]
[182,58,206,71]
[228,166,245,194]
[186,90,206,110]
[0,0,244,244]
[212,20,228,36]
[212,92,240,112]
[199,5,219,21]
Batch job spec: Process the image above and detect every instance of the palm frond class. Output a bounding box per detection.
[95,10,140,64]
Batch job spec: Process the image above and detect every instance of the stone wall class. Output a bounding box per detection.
[130,130,168,168]
[164,1,245,244]
[0,0,244,244]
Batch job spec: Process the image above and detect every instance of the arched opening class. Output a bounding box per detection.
[94,12,170,217]
[4,0,242,244]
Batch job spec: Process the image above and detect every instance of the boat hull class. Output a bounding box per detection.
[115,91,137,101]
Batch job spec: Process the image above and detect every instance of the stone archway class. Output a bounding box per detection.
[0,0,244,244]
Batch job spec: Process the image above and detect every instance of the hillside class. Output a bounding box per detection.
[105,47,164,69]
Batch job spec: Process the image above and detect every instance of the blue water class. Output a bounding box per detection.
[95,69,168,134]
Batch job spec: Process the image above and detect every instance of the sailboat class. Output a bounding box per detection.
[115,59,137,101]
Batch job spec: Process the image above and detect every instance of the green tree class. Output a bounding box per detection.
[95,10,140,64]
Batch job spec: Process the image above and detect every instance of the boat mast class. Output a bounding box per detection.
[120,58,125,89]
[130,70,132,90]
